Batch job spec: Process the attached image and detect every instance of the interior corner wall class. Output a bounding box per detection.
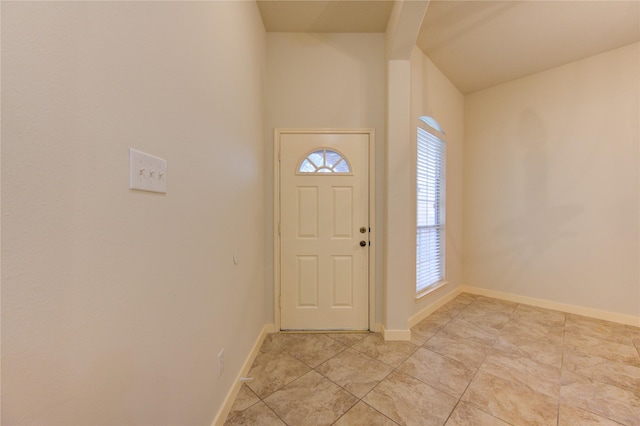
[464,43,640,318]
[409,48,465,317]
[264,33,386,325]
[1,2,267,424]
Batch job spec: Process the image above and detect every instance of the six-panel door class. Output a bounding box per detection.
[280,132,369,330]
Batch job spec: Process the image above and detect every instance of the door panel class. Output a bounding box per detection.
[297,187,319,238]
[279,132,369,330]
[332,256,353,306]
[297,256,319,306]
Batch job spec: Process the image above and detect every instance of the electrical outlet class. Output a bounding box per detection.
[217,349,224,377]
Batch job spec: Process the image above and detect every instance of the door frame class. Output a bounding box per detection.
[274,128,376,332]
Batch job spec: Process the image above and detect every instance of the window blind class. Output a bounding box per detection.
[417,126,445,293]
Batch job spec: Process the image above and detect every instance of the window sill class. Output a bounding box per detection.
[415,280,448,302]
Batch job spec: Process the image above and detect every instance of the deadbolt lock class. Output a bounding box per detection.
[360,227,367,234]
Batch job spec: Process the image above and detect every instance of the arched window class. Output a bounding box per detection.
[298,148,352,174]
[417,116,446,296]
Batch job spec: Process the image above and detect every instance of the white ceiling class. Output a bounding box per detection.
[257,0,640,94]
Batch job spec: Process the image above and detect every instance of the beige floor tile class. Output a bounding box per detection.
[461,371,558,425]
[275,333,347,367]
[561,370,640,426]
[434,298,470,317]
[260,333,284,353]
[443,297,473,310]
[423,318,497,368]
[624,325,640,354]
[424,308,459,327]
[493,333,563,368]
[510,303,566,328]
[566,313,631,331]
[480,350,561,398]
[397,348,476,398]
[224,401,285,426]
[225,297,640,426]
[627,324,640,339]
[351,333,419,368]
[469,296,518,314]
[227,385,260,418]
[565,314,633,346]
[456,305,512,332]
[323,332,369,347]
[499,319,565,346]
[627,324,640,336]
[564,332,640,367]
[264,371,357,426]
[445,402,511,426]
[424,332,492,369]
[333,402,398,426]
[315,348,392,398]
[410,318,443,345]
[558,404,622,425]
[453,292,480,304]
[246,349,311,398]
[562,349,640,393]
[435,318,500,346]
[363,371,457,426]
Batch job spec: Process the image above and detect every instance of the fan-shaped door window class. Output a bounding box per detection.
[298,148,352,174]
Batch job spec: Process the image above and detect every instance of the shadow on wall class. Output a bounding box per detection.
[484,109,583,288]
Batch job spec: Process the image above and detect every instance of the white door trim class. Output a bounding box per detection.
[274,128,376,332]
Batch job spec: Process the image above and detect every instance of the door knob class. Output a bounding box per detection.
[360,241,367,247]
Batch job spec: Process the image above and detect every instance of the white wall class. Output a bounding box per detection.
[464,43,639,319]
[265,33,386,324]
[1,2,266,424]
[410,48,465,317]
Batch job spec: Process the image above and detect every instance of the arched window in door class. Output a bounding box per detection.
[297,148,352,174]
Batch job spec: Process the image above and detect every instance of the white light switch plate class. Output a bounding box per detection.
[129,148,167,193]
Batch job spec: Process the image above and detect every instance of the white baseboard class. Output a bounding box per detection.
[211,324,275,426]
[461,286,640,327]
[408,287,464,328]
[380,325,411,341]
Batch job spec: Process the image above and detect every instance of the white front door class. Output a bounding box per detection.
[279,131,370,330]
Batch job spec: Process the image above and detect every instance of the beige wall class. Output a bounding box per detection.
[379,43,464,333]
[384,58,413,332]
[464,43,639,318]
[265,33,386,324]
[3,2,638,423]
[2,2,266,424]
[410,48,465,317]
[382,1,430,336]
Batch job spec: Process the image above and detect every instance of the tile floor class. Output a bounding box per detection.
[224,293,640,426]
